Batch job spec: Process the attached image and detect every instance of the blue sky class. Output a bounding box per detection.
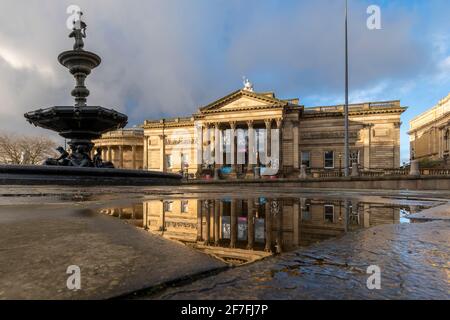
[0,0,449,163]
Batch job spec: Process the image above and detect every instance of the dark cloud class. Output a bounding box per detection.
[0,0,447,147]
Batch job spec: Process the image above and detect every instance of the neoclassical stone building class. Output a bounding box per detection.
[92,128,144,169]
[408,93,450,162]
[142,84,405,178]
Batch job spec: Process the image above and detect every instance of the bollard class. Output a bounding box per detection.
[299,164,307,179]
[409,160,420,176]
[254,166,261,179]
[351,162,359,177]
[213,168,220,180]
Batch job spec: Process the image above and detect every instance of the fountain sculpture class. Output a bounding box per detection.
[24,12,128,168]
[0,12,181,185]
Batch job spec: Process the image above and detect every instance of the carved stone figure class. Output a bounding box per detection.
[69,12,87,50]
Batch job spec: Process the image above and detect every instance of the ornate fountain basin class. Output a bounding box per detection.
[58,50,101,72]
[24,106,128,141]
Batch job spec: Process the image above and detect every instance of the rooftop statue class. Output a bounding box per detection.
[242,77,254,92]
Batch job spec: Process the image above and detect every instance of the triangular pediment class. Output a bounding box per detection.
[199,89,289,113]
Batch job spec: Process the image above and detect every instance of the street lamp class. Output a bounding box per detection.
[344,0,350,176]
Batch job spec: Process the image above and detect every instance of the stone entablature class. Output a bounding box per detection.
[408,93,450,161]
[141,87,406,177]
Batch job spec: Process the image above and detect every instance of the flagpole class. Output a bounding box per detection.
[344,0,350,177]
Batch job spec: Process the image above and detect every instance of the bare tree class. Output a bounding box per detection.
[0,132,57,165]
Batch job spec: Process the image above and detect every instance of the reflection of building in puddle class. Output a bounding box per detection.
[100,198,408,266]
[100,204,144,228]
[139,198,407,265]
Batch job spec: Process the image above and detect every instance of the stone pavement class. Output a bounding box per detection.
[1,185,449,300]
[149,211,450,300]
[0,202,226,299]
[409,203,450,221]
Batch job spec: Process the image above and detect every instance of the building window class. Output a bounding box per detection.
[301,151,311,168]
[349,150,360,165]
[181,153,189,167]
[181,200,189,213]
[324,205,334,223]
[166,154,172,169]
[163,201,173,212]
[324,151,334,168]
[301,202,311,221]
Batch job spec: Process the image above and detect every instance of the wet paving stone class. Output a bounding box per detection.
[149,219,450,300]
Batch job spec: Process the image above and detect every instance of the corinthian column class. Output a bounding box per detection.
[143,137,148,170]
[214,123,221,168]
[264,200,272,252]
[264,119,272,167]
[247,120,255,174]
[230,199,237,248]
[214,200,220,246]
[159,134,166,172]
[230,121,237,174]
[131,145,137,169]
[247,198,255,250]
[118,145,124,168]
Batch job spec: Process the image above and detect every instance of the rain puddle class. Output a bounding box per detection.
[97,195,434,266]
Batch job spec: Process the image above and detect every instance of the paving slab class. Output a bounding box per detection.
[0,203,226,299]
[408,203,450,221]
[150,219,450,300]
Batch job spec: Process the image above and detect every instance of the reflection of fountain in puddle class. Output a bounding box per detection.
[98,197,425,266]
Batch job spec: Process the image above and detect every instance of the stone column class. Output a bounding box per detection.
[247,198,254,250]
[196,123,203,176]
[204,200,211,245]
[293,201,300,246]
[204,123,212,167]
[214,200,220,246]
[118,146,124,168]
[275,200,283,253]
[132,145,137,169]
[159,134,166,172]
[264,119,272,167]
[264,200,272,252]
[143,137,148,170]
[214,123,221,167]
[196,200,203,241]
[107,147,112,162]
[247,120,255,175]
[219,200,224,239]
[293,121,299,169]
[101,148,106,161]
[276,118,283,176]
[230,122,237,174]
[230,199,237,248]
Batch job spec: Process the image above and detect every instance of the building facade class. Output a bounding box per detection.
[92,128,144,169]
[142,85,405,178]
[408,93,450,163]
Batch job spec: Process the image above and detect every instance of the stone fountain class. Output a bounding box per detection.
[0,12,181,185]
[24,12,128,168]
